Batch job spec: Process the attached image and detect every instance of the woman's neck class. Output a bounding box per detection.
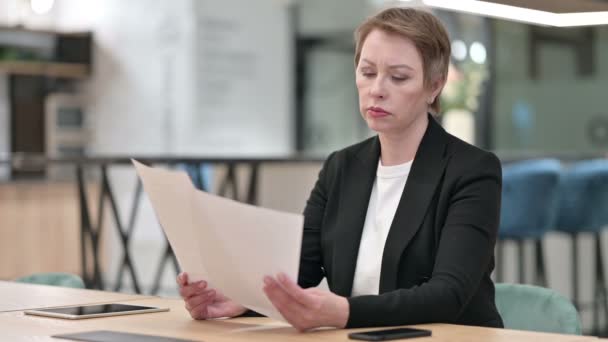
[378,113,429,166]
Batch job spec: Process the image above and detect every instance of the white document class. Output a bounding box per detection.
[132,160,303,322]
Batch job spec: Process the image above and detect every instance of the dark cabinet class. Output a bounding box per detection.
[0,27,92,179]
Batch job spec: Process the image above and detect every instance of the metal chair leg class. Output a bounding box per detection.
[593,233,608,336]
[535,239,547,287]
[517,240,525,283]
[572,233,579,309]
[496,240,504,283]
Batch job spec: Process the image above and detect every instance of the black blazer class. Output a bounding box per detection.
[298,114,504,328]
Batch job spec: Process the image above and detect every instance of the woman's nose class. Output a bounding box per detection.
[369,77,387,99]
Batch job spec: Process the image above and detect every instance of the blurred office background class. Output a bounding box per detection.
[1,0,608,335]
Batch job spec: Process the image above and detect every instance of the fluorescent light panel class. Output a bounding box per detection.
[406,0,608,27]
[557,12,608,27]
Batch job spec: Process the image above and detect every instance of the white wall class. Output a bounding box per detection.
[0,0,55,28]
[54,0,195,155]
[52,0,292,157]
[177,0,293,156]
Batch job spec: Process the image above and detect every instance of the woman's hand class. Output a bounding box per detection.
[177,272,247,319]
[263,273,349,331]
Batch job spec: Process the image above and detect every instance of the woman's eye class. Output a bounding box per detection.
[361,72,376,78]
[392,76,408,82]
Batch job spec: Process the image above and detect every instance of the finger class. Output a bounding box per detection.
[185,297,213,313]
[263,281,308,331]
[264,289,309,331]
[181,281,208,299]
[275,273,319,309]
[185,289,216,310]
[179,284,195,299]
[188,292,221,319]
[176,272,188,286]
[207,303,242,319]
[268,298,300,329]
[179,281,208,299]
[263,276,295,311]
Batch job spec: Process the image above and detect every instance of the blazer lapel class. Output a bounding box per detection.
[331,137,380,297]
[379,116,449,293]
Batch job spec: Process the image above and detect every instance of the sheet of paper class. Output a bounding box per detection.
[132,160,208,282]
[133,160,304,322]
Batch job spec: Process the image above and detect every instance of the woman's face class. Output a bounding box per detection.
[356,29,442,136]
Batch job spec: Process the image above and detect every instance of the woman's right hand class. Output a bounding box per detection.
[177,272,247,320]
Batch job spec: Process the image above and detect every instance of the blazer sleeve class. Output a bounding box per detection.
[346,152,502,327]
[298,152,335,288]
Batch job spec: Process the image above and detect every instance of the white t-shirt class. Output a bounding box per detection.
[351,158,413,297]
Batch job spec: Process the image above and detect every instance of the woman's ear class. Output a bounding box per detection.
[428,76,446,104]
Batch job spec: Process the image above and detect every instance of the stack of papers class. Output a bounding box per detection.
[133,160,304,322]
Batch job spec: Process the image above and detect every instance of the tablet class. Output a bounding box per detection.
[53,330,197,342]
[24,303,169,320]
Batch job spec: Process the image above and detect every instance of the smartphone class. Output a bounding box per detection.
[348,327,432,341]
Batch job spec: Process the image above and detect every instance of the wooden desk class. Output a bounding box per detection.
[0,295,600,341]
[0,281,154,312]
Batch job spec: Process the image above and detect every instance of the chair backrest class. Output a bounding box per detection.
[555,159,608,233]
[495,283,581,335]
[499,159,562,239]
[15,272,85,289]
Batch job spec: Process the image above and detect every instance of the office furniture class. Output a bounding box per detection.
[495,283,581,335]
[0,284,601,341]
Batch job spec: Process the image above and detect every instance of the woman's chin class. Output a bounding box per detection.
[365,120,390,134]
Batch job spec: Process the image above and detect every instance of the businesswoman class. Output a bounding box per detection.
[177,7,503,331]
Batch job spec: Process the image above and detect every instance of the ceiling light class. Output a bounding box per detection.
[399,0,608,27]
[469,42,487,64]
[451,40,467,61]
[30,0,54,15]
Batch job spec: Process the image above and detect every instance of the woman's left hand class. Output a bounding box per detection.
[263,273,349,331]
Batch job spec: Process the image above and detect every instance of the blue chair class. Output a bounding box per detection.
[15,272,85,289]
[554,159,608,335]
[182,163,213,192]
[495,283,581,335]
[496,159,562,285]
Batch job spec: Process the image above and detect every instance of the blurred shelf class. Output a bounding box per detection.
[0,60,88,79]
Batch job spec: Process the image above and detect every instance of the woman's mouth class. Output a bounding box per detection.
[367,106,390,118]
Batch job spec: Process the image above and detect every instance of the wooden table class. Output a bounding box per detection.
[0,281,155,312]
[0,293,601,341]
